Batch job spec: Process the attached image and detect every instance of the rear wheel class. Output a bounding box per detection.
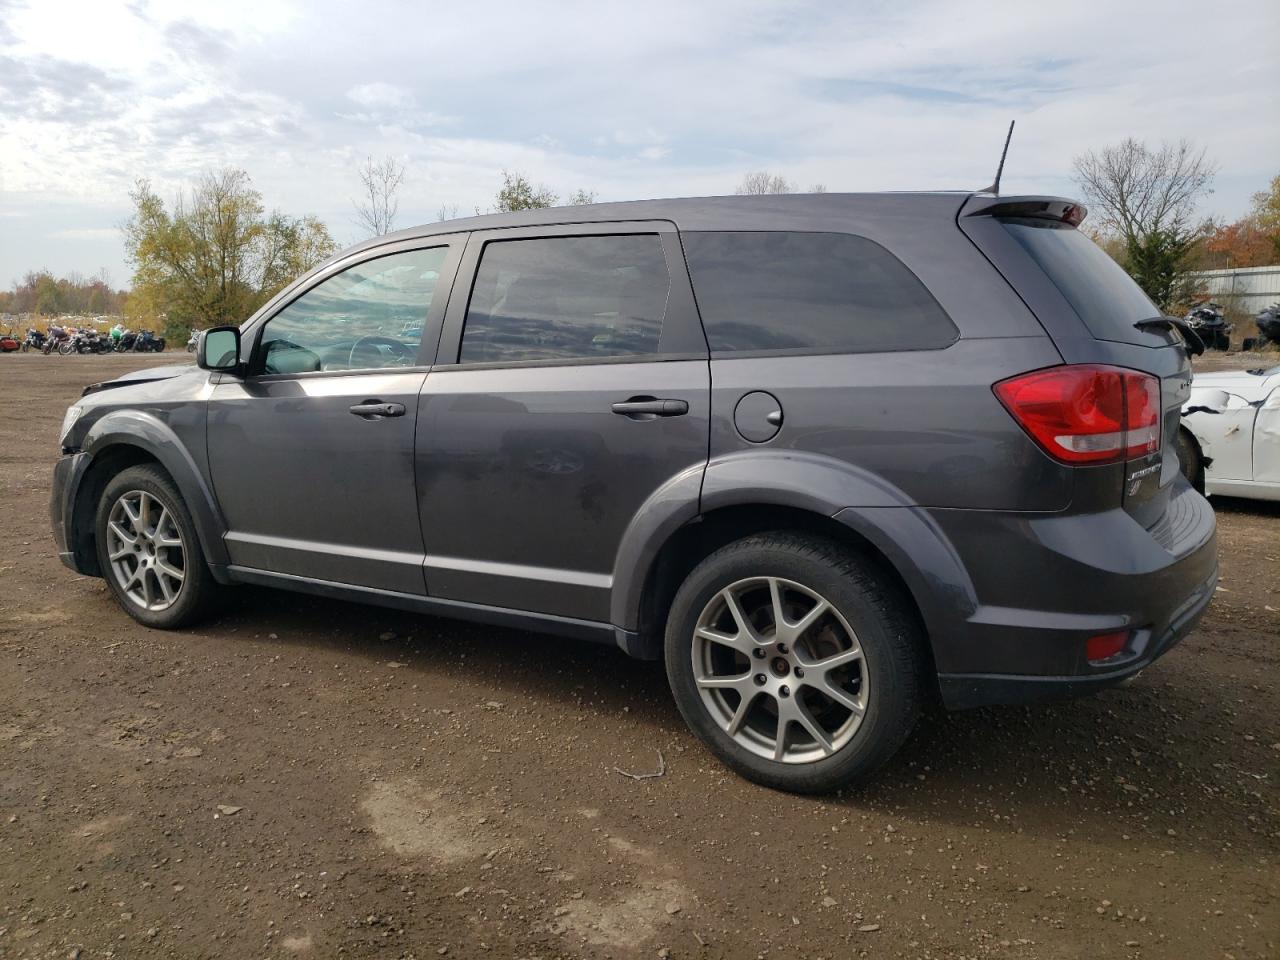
[665,532,925,793]
[95,464,218,629]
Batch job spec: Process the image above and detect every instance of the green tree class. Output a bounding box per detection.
[1072,138,1215,311]
[494,170,558,211]
[124,169,337,338]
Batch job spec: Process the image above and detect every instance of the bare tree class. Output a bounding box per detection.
[735,171,795,195]
[1073,139,1214,241]
[1072,139,1215,311]
[436,203,460,222]
[567,188,597,206]
[353,155,406,237]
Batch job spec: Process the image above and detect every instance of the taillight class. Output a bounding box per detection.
[994,365,1161,465]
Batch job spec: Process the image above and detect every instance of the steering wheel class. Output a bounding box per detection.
[347,335,415,369]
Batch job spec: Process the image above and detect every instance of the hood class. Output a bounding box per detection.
[81,362,199,397]
[1190,366,1278,394]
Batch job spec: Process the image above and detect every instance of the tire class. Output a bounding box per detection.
[1177,428,1205,495]
[665,532,925,794]
[58,342,74,355]
[156,339,166,352]
[94,464,218,629]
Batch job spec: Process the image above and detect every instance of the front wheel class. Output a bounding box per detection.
[665,532,925,794]
[94,464,219,629]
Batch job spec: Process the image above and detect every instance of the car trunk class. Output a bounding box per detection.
[958,197,1197,533]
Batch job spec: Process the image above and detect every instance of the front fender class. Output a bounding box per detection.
[81,410,230,567]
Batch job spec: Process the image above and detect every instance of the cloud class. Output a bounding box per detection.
[346,82,414,109]
[49,228,121,241]
[1,0,1277,284]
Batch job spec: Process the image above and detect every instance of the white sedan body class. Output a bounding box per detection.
[1181,365,1280,501]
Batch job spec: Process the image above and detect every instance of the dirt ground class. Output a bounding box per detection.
[1,350,1276,960]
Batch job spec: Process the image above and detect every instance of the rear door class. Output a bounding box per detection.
[960,200,1194,528]
[415,221,710,622]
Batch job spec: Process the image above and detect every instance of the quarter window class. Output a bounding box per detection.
[460,235,670,364]
[681,231,957,354]
[259,247,449,374]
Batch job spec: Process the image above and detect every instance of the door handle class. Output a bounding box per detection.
[349,400,406,419]
[611,397,690,419]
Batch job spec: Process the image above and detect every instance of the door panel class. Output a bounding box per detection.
[415,221,710,623]
[208,371,428,592]
[206,239,464,593]
[1255,386,1280,484]
[415,361,709,620]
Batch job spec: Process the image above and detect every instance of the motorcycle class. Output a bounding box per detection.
[115,329,139,352]
[60,328,109,355]
[43,325,70,354]
[1184,302,1231,351]
[186,330,199,353]
[0,330,20,353]
[20,328,47,353]
[133,329,166,353]
[1255,303,1280,348]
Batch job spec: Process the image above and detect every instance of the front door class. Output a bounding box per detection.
[415,223,710,622]
[207,240,462,593]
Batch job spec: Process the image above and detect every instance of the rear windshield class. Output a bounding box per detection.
[1001,220,1161,342]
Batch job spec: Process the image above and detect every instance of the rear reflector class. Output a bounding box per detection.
[1085,630,1129,663]
[994,364,1161,465]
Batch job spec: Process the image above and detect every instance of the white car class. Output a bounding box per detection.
[1179,365,1280,501]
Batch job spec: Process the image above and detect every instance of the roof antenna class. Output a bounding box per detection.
[979,120,1015,195]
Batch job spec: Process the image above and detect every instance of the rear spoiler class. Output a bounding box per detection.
[962,195,1086,227]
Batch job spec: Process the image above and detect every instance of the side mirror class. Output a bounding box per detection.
[197,326,242,372]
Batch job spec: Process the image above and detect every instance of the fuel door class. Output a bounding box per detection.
[733,390,783,443]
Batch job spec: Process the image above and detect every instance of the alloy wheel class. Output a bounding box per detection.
[105,490,187,612]
[691,577,868,764]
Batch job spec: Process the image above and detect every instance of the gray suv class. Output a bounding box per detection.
[50,193,1218,793]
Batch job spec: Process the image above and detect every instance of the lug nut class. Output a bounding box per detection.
[754,674,767,686]
[794,667,805,678]
[752,647,766,659]
[779,685,790,698]
[777,643,788,654]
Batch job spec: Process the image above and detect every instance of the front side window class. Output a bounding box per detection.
[460,235,670,364]
[260,247,448,374]
[682,231,957,354]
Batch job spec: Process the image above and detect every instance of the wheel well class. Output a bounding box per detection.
[1177,426,1208,493]
[635,504,937,687]
[70,444,163,576]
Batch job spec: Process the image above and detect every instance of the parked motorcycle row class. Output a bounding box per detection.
[0,324,167,355]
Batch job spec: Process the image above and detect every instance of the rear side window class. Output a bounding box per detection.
[1001,220,1160,342]
[460,235,670,364]
[681,231,957,354]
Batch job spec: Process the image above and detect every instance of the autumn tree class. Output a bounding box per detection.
[353,155,406,237]
[124,169,336,339]
[1072,139,1215,311]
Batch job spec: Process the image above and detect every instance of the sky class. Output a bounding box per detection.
[2,0,1277,289]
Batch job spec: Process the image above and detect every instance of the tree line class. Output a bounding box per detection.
[0,270,126,317]
[7,150,1276,340]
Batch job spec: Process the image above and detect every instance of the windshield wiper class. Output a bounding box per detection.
[1134,316,1204,356]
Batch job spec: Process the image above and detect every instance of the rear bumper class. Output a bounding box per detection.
[926,479,1219,710]
[937,564,1216,709]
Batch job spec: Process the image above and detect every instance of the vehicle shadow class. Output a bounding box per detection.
[1210,494,1280,518]
[204,585,1274,859]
